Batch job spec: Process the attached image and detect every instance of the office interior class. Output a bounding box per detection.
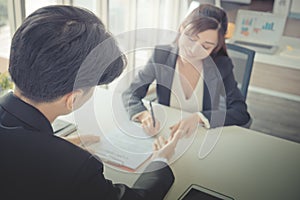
[0,1,299,199]
[0,0,299,142]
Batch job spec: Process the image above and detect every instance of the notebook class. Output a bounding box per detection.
[230,10,286,54]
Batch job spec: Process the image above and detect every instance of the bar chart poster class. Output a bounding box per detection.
[235,11,285,43]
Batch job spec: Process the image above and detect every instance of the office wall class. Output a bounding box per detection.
[291,0,300,14]
[222,0,300,38]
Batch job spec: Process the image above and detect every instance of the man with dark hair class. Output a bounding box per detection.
[0,5,178,199]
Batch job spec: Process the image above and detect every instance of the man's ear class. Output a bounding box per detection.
[65,90,84,111]
[179,25,184,33]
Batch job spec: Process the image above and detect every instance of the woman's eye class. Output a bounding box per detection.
[202,45,209,50]
[188,37,197,41]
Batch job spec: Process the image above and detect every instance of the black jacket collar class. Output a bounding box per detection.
[0,92,53,134]
[157,45,219,110]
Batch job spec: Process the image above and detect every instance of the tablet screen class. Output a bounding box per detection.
[179,185,233,200]
[181,188,223,200]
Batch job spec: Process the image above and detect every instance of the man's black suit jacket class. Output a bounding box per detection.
[0,92,174,200]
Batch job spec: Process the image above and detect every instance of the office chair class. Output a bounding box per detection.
[219,43,255,128]
[226,43,255,99]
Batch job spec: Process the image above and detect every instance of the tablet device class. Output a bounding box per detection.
[52,119,77,137]
[178,184,234,200]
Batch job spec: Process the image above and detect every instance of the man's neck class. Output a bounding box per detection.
[13,89,60,123]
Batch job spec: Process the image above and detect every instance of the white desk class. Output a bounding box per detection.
[227,36,300,99]
[254,36,300,70]
[227,36,300,70]
[63,88,300,200]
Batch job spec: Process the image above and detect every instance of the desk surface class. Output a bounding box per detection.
[255,36,300,70]
[63,88,300,200]
[228,36,300,70]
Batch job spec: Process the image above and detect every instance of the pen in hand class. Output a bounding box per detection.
[149,100,156,127]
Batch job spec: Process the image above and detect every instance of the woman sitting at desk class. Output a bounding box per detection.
[122,4,250,136]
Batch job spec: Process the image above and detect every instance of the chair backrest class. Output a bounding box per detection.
[226,43,255,99]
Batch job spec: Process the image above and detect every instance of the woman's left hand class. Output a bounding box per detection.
[170,113,202,138]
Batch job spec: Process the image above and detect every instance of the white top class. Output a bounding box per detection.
[170,63,204,112]
[170,63,210,128]
[133,63,211,128]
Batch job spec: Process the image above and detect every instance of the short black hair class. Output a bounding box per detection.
[9,5,126,102]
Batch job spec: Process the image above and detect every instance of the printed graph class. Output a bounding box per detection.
[235,10,285,45]
[240,17,276,37]
[262,22,274,30]
[242,18,253,26]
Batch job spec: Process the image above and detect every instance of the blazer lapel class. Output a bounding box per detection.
[155,46,221,111]
[156,46,178,106]
[203,58,220,111]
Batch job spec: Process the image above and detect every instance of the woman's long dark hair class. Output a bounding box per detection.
[175,4,228,58]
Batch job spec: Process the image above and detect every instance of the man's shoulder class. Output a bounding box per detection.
[0,128,101,168]
[0,128,104,198]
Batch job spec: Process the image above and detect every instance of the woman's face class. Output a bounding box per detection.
[178,28,218,64]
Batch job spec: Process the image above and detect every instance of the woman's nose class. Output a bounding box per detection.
[190,42,199,52]
[190,42,202,53]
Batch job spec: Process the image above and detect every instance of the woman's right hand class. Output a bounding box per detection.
[137,111,161,136]
[152,131,181,161]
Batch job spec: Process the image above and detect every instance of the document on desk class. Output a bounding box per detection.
[89,127,154,170]
[111,97,167,139]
